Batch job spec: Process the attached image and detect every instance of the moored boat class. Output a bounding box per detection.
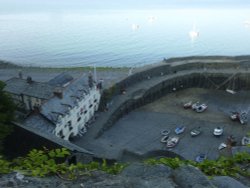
[218,143,227,150]
[166,136,179,148]
[239,111,248,124]
[175,126,186,135]
[190,127,201,137]
[230,111,248,124]
[192,102,200,110]
[160,135,169,143]
[161,129,170,136]
[183,101,192,109]
[242,136,250,146]
[213,127,223,136]
[195,104,208,113]
[195,154,207,163]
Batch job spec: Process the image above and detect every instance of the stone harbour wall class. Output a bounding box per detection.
[97,56,250,137]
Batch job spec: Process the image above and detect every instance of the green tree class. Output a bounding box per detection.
[0,81,16,152]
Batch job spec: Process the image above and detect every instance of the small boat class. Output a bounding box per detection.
[230,111,248,124]
[148,16,156,23]
[183,101,192,109]
[226,89,236,94]
[195,154,207,163]
[131,24,139,30]
[192,102,200,110]
[190,127,201,137]
[195,104,208,113]
[213,127,223,136]
[189,24,199,39]
[218,143,227,150]
[160,135,169,143]
[166,136,179,148]
[175,126,186,135]
[189,31,199,38]
[239,111,248,124]
[242,136,250,146]
[161,129,170,136]
[230,111,239,121]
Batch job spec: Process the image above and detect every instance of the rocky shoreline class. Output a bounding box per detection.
[0,162,248,188]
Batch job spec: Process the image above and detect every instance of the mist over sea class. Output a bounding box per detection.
[0,9,250,67]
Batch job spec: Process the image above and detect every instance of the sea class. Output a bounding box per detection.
[0,9,250,67]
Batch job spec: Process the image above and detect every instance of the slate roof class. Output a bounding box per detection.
[40,75,91,124]
[48,72,74,87]
[20,115,93,154]
[4,77,54,99]
[24,114,55,133]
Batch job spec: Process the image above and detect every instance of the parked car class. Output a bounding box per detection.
[213,127,223,136]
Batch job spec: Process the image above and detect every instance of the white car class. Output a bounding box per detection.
[213,127,223,136]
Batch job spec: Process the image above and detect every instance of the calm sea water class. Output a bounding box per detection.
[0,9,250,67]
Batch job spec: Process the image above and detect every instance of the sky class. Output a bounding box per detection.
[1,0,250,12]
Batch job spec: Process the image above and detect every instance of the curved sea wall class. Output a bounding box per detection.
[114,55,250,93]
[96,56,250,138]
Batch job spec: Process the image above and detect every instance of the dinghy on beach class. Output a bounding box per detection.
[242,136,250,146]
[166,136,179,148]
[175,126,186,135]
[190,127,201,137]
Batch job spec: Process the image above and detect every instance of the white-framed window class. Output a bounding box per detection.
[77,112,81,122]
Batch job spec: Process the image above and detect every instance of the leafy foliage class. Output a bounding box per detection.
[145,157,183,169]
[0,155,11,174]
[0,147,248,179]
[74,159,126,175]
[0,148,126,179]
[0,81,16,151]
[13,148,70,177]
[144,152,250,177]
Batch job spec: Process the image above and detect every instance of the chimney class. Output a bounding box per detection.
[53,87,63,99]
[26,76,33,84]
[88,71,94,88]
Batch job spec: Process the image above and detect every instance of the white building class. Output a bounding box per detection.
[4,72,101,141]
